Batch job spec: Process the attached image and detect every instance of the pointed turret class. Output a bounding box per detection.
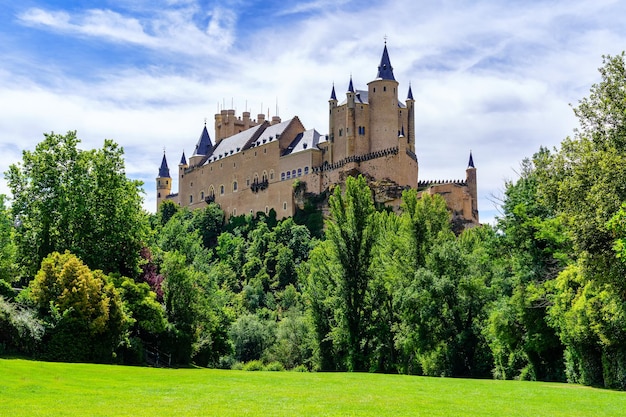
[468,151,475,168]
[347,76,355,93]
[159,153,170,178]
[466,151,478,223]
[376,44,395,81]
[156,152,172,209]
[407,84,414,101]
[190,124,214,166]
[330,84,337,101]
[180,151,187,166]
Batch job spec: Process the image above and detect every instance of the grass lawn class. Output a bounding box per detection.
[1,358,625,416]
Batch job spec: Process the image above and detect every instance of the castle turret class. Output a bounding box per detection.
[328,84,337,162]
[346,76,356,156]
[405,84,415,152]
[367,43,400,153]
[156,152,172,208]
[466,151,479,223]
[189,123,213,167]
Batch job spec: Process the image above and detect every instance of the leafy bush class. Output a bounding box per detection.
[264,361,285,371]
[0,296,44,355]
[242,359,265,371]
[292,364,309,372]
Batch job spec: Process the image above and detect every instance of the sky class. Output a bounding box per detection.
[1,0,626,224]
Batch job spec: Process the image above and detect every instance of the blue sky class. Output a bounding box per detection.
[1,0,626,224]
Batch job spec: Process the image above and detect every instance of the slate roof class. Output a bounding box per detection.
[330,84,337,100]
[205,123,265,163]
[339,89,406,108]
[468,152,475,168]
[407,84,414,100]
[376,44,395,80]
[158,153,170,178]
[180,151,187,165]
[282,129,324,156]
[192,125,213,158]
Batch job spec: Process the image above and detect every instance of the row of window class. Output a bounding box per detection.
[280,166,309,181]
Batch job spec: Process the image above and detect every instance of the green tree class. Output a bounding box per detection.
[537,53,626,389]
[0,195,18,288]
[28,251,129,362]
[6,132,148,278]
[326,175,378,371]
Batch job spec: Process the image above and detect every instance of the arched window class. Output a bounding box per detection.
[265,206,269,215]
[209,186,215,197]
[262,171,268,182]
[304,166,309,175]
[233,181,238,192]
[189,195,193,203]
[269,170,274,180]
[281,172,285,181]
[287,171,291,179]
[200,191,204,200]
[297,168,302,177]
[283,202,287,210]
[220,185,225,195]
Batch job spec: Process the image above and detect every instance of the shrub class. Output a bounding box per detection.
[243,359,265,371]
[265,361,285,371]
[292,364,309,372]
[231,361,244,370]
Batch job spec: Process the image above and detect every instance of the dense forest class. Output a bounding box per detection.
[2,53,626,389]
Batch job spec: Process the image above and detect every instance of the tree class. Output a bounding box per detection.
[325,175,378,371]
[537,53,626,389]
[6,131,148,278]
[0,195,18,287]
[28,251,129,362]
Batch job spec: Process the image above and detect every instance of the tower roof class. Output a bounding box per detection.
[180,151,187,165]
[468,151,475,168]
[407,84,414,100]
[376,44,395,81]
[330,84,337,100]
[192,124,213,157]
[347,76,355,93]
[158,153,170,178]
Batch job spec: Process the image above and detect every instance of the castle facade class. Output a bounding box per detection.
[157,45,479,228]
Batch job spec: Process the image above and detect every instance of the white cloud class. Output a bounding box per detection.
[4,0,626,224]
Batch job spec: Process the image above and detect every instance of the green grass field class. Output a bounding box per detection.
[1,359,625,416]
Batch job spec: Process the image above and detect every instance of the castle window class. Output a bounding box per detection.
[233,208,237,216]
[234,162,236,167]
[233,181,238,192]
[189,195,193,204]
[373,87,376,93]
[220,185,225,195]
[339,129,343,137]
[270,170,274,180]
[190,182,193,187]
[297,168,302,177]
[283,202,287,210]
[209,186,215,197]
[264,148,267,154]
[281,172,285,181]
[292,170,296,177]
[158,180,161,186]
[254,173,259,182]
[220,163,223,168]
[166,180,169,185]
[384,86,387,92]
[287,171,291,179]
[201,191,204,200]
[246,178,250,186]
[158,192,161,198]
[262,171,268,181]
[265,206,269,215]
[304,166,309,175]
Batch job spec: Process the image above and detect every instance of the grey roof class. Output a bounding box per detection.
[407,84,414,100]
[283,129,323,155]
[192,125,213,157]
[339,89,406,108]
[468,151,475,168]
[330,84,337,100]
[254,119,294,146]
[180,151,187,165]
[348,77,355,93]
[205,123,265,164]
[377,44,395,80]
[158,153,170,178]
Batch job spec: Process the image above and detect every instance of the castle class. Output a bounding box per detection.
[157,44,479,229]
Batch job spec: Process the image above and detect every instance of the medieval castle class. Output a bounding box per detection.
[157,44,479,229]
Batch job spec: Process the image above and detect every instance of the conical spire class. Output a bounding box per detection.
[158,152,170,178]
[193,124,213,157]
[407,83,414,100]
[347,76,355,93]
[330,83,337,100]
[468,151,475,168]
[180,150,187,165]
[377,44,395,81]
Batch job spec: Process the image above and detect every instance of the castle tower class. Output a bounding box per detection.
[328,84,337,162]
[466,151,479,223]
[156,152,172,208]
[405,84,416,153]
[345,77,357,157]
[189,123,213,167]
[367,43,400,153]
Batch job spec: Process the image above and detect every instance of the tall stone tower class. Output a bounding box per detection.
[466,151,479,223]
[156,152,171,206]
[367,43,400,153]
